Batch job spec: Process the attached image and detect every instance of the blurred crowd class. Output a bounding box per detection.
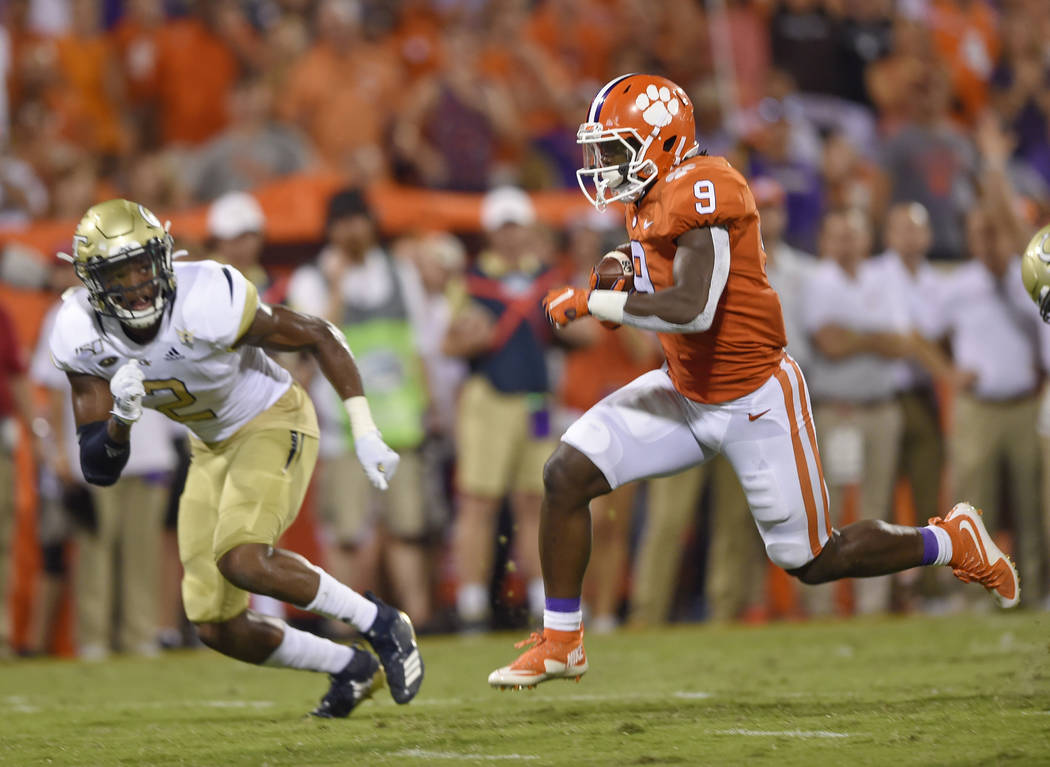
[3,0,1050,659]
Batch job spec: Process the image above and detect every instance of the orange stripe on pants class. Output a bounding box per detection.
[785,356,831,540]
[774,366,821,557]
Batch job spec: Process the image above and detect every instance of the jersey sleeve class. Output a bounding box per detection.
[48,292,95,375]
[183,261,260,349]
[30,305,67,388]
[661,163,755,241]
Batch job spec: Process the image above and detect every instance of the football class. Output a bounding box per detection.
[594,251,634,291]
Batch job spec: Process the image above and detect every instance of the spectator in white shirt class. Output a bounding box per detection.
[868,203,947,582]
[930,207,1044,606]
[803,208,953,615]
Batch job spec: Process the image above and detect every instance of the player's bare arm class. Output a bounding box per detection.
[237,302,399,490]
[621,227,716,326]
[545,228,722,332]
[236,303,365,399]
[68,371,129,439]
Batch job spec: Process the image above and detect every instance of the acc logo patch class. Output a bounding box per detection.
[75,339,103,356]
[99,356,119,368]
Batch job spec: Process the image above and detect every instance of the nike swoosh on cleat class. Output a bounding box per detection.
[957,518,988,564]
[748,409,771,422]
[542,659,567,674]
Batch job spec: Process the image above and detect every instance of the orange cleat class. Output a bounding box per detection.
[487,628,588,689]
[929,503,1020,608]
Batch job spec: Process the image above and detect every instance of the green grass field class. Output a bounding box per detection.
[2,611,1048,766]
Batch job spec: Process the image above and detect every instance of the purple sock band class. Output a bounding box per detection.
[919,527,939,566]
[545,597,581,613]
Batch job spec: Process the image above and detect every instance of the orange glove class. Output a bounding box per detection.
[542,286,590,328]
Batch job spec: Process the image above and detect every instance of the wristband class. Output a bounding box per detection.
[587,290,629,325]
[343,396,379,436]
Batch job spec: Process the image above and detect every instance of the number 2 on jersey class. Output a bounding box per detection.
[143,378,216,423]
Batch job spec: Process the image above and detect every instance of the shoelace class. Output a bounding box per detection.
[514,631,546,650]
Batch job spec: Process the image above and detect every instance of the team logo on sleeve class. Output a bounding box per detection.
[664,163,696,183]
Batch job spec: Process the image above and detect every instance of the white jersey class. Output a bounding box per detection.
[49,260,292,444]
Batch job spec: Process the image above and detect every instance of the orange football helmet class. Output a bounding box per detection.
[577,73,699,210]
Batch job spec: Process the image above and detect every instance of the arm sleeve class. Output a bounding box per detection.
[77,420,129,486]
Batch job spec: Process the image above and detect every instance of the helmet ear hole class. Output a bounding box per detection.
[662,136,677,153]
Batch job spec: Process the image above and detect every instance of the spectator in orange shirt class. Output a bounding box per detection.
[281,0,404,179]
[525,0,616,91]
[391,23,520,191]
[477,3,579,186]
[110,0,166,147]
[52,0,127,156]
[153,2,239,146]
[928,0,1000,124]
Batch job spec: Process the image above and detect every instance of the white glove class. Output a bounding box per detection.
[109,359,145,424]
[354,430,400,491]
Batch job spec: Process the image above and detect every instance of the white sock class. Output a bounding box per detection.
[543,608,583,632]
[304,566,378,632]
[457,582,488,621]
[262,622,353,674]
[925,524,953,566]
[527,578,546,618]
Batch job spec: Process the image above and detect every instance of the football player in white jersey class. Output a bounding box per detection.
[50,199,424,717]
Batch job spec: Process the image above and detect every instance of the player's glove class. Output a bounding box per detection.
[109,359,145,424]
[543,286,590,328]
[355,430,400,491]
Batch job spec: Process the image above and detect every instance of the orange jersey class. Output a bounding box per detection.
[624,156,786,403]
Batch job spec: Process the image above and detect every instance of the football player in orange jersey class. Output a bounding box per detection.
[488,73,1019,689]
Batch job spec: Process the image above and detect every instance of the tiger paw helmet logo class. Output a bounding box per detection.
[635,84,681,128]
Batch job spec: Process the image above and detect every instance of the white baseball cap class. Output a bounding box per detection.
[480,186,536,232]
[207,192,265,240]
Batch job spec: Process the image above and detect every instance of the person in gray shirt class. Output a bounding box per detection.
[189,76,312,202]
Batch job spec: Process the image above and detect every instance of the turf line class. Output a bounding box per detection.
[716,728,849,738]
[393,749,539,761]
